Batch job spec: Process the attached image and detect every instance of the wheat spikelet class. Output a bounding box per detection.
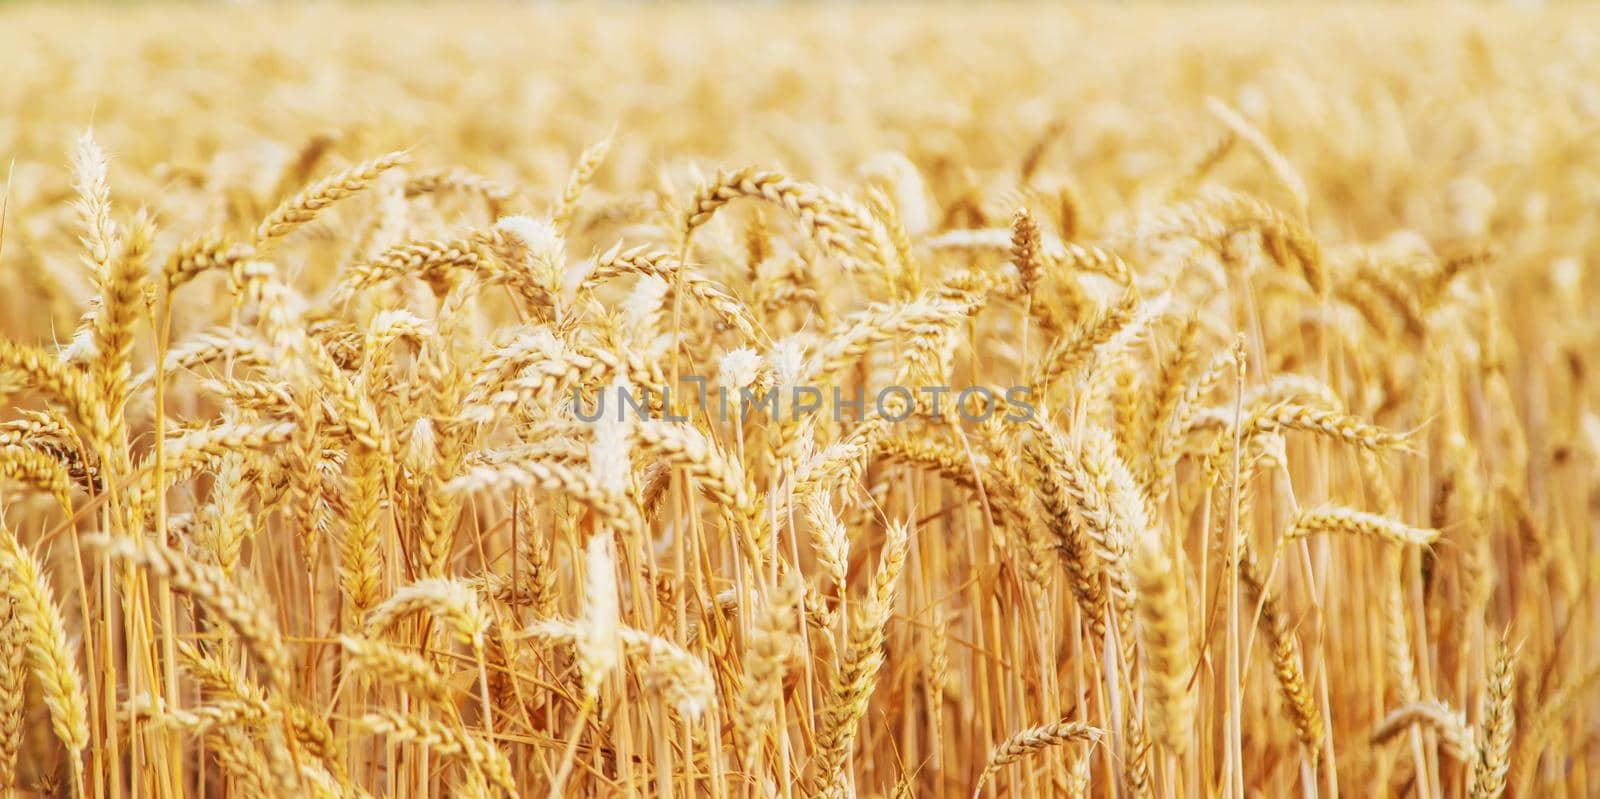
[89,212,150,415]
[90,535,289,693]
[1247,403,1408,451]
[132,328,272,391]
[1470,641,1516,799]
[446,457,636,531]
[1158,187,1325,294]
[865,184,918,292]
[1371,701,1474,761]
[195,377,295,410]
[576,532,621,700]
[357,709,514,792]
[351,234,490,289]
[684,166,890,271]
[254,151,411,247]
[812,594,893,799]
[1133,527,1194,753]
[1055,240,1132,285]
[872,519,911,612]
[164,235,256,295]
[69,129,115,274]
[364,577,491,650]
[615,625,717,719]
[1239,549,1324,762]
[805,296,968,386]
[1284,505,1440,548]
[1011,208,1043,295]
[0,339,109,445]
[1034,291,1168,389]
[338,636,450,703]
[176,641,261,702]
[130,420,296,517]
[633,419,756,521]
[129,695,268,735]
[805,492,851,589]
[0,445,75,512]
[0,598,29,789]
[734,575,802,761]
[587,243,759,341]
[973,718,1102,797]
[337,448,384,619]
[206,726,275,796]
[1203,97,1309,216]
[1022,420,1109,634]
[1381,546,1420,706]
[404,167,516,207]
[1080,426,1143,620]
[552,132,614,235]
[521,618,715,718]
[812,523,911,797]
[0,525,88,778]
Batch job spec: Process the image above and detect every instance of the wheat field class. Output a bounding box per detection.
[0,3,1597,797]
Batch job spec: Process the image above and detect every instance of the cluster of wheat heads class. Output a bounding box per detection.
[2,3,1600,798]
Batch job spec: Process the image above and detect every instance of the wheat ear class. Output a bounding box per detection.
[973,718,1102,798]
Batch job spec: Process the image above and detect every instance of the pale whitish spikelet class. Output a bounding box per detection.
[859,151,930,234]
[71,130,109,198]
[366,309,428,350]
[494,214,564,272]
[404,417,437,476]
[805,492,849,588]
[562,255,599,305]
[1552,256,1582,299]
[578,533,622,699]
[70,129,115,272]
[924,228,1012,252]
[623,273,670,330]
[1446,177,1496,240]
[60,326,98,366]
[590,378,635,497]
[719,346,763,393]
[770,336,807,393]
[366,180,409,257]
